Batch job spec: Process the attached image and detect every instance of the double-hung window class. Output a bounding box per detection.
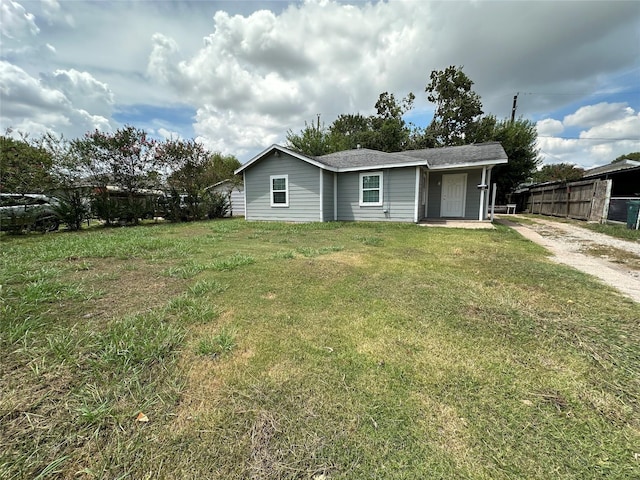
[270,175,289,207]
[359,172,383,206]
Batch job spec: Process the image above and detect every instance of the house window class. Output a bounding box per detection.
[270,175,289,207]
[359,172,383,206]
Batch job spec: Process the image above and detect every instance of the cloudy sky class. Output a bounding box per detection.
[1,0,639,169]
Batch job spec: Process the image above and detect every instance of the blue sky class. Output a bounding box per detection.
[1,0,639,169]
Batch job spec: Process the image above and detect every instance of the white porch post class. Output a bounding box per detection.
[484,167,492,219]
[319,168,323,221]
[479,166,487,221]
[333,172,338,221]
[242,172,248,220]
[414,167,420,223]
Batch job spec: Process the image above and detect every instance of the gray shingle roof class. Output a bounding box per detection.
[399,142,508,167]
[314,149,422,169]
[582,159,640,178]
[315,142,507,170]
[236,142,508,175]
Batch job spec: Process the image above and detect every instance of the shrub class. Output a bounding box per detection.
[53,189,90,231]
[205,191,229,219]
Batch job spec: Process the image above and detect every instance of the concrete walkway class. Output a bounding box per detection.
[419,219,494,229]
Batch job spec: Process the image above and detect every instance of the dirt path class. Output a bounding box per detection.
[497,216,640,303]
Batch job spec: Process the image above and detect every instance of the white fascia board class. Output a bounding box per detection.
[337,160,429,173]
[428,159,508,171]
[234,144,337,174]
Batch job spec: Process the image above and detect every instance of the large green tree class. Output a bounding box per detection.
[327,114,372,151]
[489,117,541,202]
[72,126,161,224]
[72,125,161,192]
[613,152,640,163]
[532,163,584,183]
[425,65,483,146]
[159,138,240,221]
[287,92,416,155]
[0,133,55,193]
[286,119,333,156]
[367,92,415,152]
[41,133,92,230]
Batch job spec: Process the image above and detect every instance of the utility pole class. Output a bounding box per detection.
[317,113,321,130]
[511,93,519,123]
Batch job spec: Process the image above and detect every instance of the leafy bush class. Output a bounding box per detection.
[205,191,229,219]
[53,189,90,231]
[90,192,117,226]
[160,190,228,222]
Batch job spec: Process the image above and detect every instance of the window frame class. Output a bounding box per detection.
[359,171,383,207]
[270,174,289,207]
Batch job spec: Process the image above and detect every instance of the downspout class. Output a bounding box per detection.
[479,166,487,221]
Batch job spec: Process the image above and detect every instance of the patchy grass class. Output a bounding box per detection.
[583,221,640,242]
[581,244,640,270]
[1,219,639,479]
[518,213,640,242]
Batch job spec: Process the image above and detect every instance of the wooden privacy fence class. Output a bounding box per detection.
[525,179,611,222]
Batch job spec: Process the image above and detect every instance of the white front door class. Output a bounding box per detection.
[440,173,467,217]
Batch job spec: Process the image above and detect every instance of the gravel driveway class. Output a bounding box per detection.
[497,216,640,303]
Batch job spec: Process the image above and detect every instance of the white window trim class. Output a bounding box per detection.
[359,171,383,207]
[270,174,289,207]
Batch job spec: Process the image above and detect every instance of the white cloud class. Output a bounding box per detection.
[564,102,633,127]
[1,0,639,168]
[39,0,74,27]
[156,127,182,141]
[0,61,113,138]
[0,0,39,39]
[536,118,564,136]
[537,103,640,168]
[40,68,114,117]
[580,111,640,140]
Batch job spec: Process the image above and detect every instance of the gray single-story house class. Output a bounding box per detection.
[234,142,508,223]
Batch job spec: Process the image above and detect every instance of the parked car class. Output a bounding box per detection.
[0,193,61,232]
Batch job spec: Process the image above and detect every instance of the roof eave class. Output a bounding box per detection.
[335,159,430,172]
[428,158,508,171]
[235,145,335,174]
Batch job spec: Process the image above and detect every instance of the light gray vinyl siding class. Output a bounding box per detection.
[210,182,244,217]
[426,172,442,218]
[336,167,416,222]
[322,170,334,221]
[244,152,321,221]
[427,169,483,219]
[464,170,483,219]
[229,188,245,217]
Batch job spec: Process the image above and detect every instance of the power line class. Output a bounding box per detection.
[537,135,640,141]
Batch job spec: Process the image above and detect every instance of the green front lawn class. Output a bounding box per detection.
[1,220,638,479]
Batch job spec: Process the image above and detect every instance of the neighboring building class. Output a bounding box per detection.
[235,143,508,223]
[208,180,245,217]
[582,160,640,222]
[515,159,640,223]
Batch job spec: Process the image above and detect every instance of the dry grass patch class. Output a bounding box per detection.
[581,244,640,270]
[2,219,639,479]
[67,257,186,321]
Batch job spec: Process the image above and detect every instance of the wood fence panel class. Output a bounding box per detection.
[525,179,610,222]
